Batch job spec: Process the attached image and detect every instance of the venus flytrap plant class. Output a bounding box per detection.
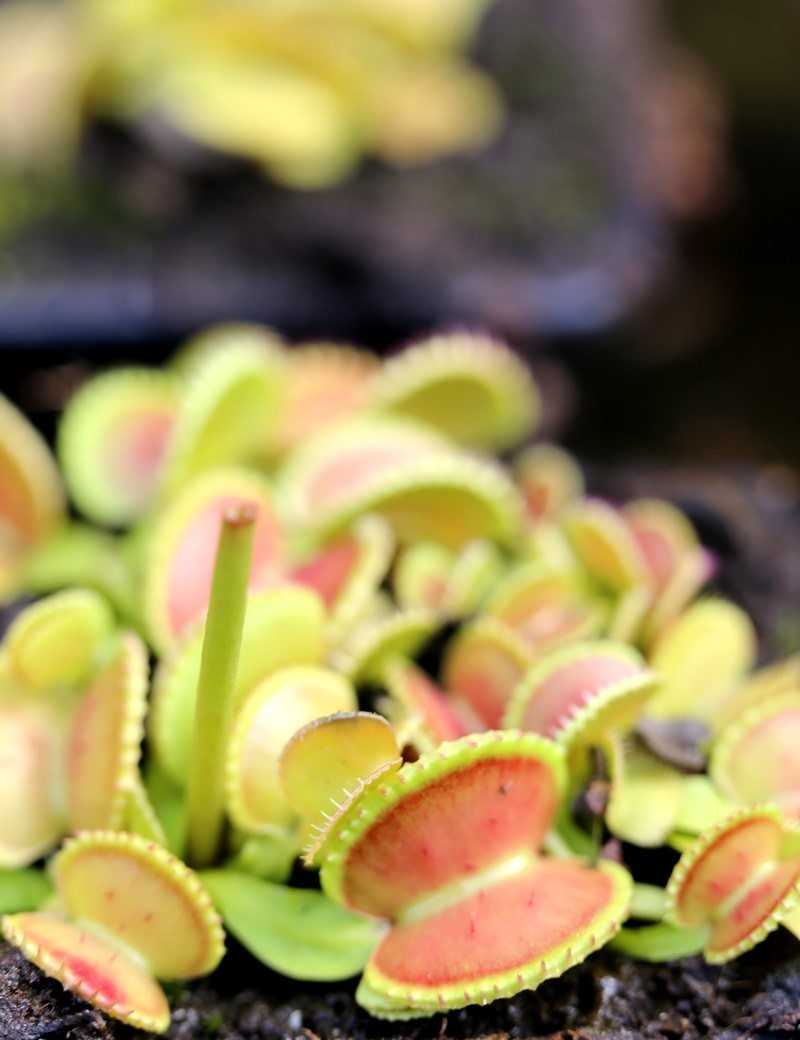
[7,321,800,1033]
[330,606,441,685]
[200,707,396,983]
[280,711,403,846]
[592,598,761,851]
[553,495,713,651]
[440,616,536,730]
[159,332,286,495]
[501,641,659,856]
[225,666,358,837]
[290,514,396,650]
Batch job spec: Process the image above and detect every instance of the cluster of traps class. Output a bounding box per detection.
[1,326,799,1031]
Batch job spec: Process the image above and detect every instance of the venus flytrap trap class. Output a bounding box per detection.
[2,831,225,1033]
[199,712,402,982]
[0,589,148,872]
[710,691,800,816]
[439,616,535,730]
[56,367,181,526]
[5,322,800,1033]
[0,394,65,601]
[314,730,632,1018]
[613,805,800,964]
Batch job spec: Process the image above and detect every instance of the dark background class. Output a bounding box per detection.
[566,0,800,472]
[2,0,800,474]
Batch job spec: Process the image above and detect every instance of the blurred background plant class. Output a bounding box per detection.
[0,0,500,194]
[0,0,661,348]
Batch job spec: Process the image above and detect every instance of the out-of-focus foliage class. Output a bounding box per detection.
[0,0,501,187]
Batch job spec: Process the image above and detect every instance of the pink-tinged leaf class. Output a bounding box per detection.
[279,418,450,526]
[561,500,648,592]
[282,420,524,549]
[54,831,225,980]
[555,672,658,763]
[291,538,361,606]
[366,332,540,452]
[504,642,647,740]
[442,617,534,730]
[227,667,357,833]
[281,712,401,828]
[57,368,179,525]
[2,912,171,1033]
[143,469,284,651]
[320,455,525,549]
[646,599,756,726]
[0,693,66,868]
[321,732,566,919]
[711,693,800,818]
[484,562,605,652]
[274,341,377,454]
[358,859,630,1017]
[149,585,326,787]
[383,659,471,748]
[622,499,699,594]
[5,588,114,692]
[666,806,800,962]
[513,444,584,523]
[291,515,394,648]
[0,393,64,548]
[66,632,149,830]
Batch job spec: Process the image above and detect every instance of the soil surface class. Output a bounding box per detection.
[3,931,800,1040]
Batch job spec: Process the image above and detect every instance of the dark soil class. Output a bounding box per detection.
[3,930,800,1040]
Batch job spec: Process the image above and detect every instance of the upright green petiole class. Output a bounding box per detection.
[186,503,257,867]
